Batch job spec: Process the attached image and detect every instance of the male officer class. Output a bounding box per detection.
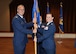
[34,13,56,54]
[12,4,36,54]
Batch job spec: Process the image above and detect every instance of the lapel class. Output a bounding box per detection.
[21,16,26,23]
[17,14,26,24]
[16,15,25,25]
[45,22,54,30]
[46,22,53,27]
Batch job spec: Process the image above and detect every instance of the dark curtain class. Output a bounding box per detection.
[63,0,76,33]
[9,0,76,33]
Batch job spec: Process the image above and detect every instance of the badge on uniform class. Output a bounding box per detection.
[44,26,48,30]
[41,25,45,28]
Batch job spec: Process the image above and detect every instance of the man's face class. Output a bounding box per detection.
[46,14,53,22]
[17,5,25,16]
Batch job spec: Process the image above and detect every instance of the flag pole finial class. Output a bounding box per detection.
[47,2,49,7]
[60,2,63,7]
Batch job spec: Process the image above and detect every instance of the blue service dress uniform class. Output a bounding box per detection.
[32,23,45,54]
[37,23,46,54]
[12,14,33,54]
[38,22,56,54]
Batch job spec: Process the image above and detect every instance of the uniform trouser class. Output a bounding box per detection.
[44,48,56,54]
[37,42,46,54]
[13,43,26,54]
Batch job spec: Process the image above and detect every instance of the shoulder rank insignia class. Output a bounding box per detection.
[14,16,18,18]
[51,23,53,25]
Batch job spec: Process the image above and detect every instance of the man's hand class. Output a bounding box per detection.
[34,24,38,29]
[33,29,37,33]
